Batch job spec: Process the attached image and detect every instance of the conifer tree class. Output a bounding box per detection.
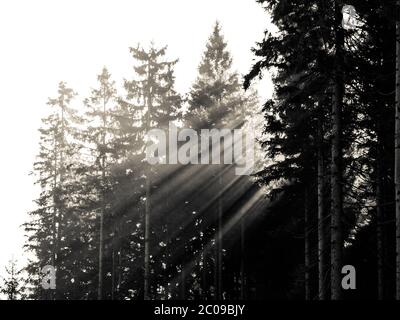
[24,82,81,299]
[120,43,181,299]
[0,259,25,300]
[83,67,118,300]
[189,22,244,129]
[187,22,256,300]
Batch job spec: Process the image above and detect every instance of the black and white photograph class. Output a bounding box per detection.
[0,0,400,309]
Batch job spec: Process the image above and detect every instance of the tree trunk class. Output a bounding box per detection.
[111,222,119,300]
[164,192,171,299]
[98,96,107,300]
[180,266,186,299]
[331,0,344,300]
[144,170,151,300]
[98,204,104,300]
[55,100,66,300]
[118,249,122,296]
[317,102,327,300]
[376,140,385,300]
[144,62,152,300]
[304,188,311,300]
[240,217,246,300]
[395,0,400,300]
[215,171,223,300]
[201,245,208,298]
[52,132,58,300]
[111,248,115,300]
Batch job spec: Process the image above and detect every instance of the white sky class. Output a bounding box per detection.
[0,0,273,279]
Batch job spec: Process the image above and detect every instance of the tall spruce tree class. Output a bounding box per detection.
[187,22,256,300]
[24,82,82,299]
[330,0,345,300]
[121,43,181,299]
[188,22,244,129]
[83,67,118,300]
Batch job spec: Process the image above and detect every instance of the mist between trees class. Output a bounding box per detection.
[18,21,266,301]
[145,122,255,176]
[3,0,400,301]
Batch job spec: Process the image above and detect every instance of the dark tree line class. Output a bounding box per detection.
[245,0,400,300]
